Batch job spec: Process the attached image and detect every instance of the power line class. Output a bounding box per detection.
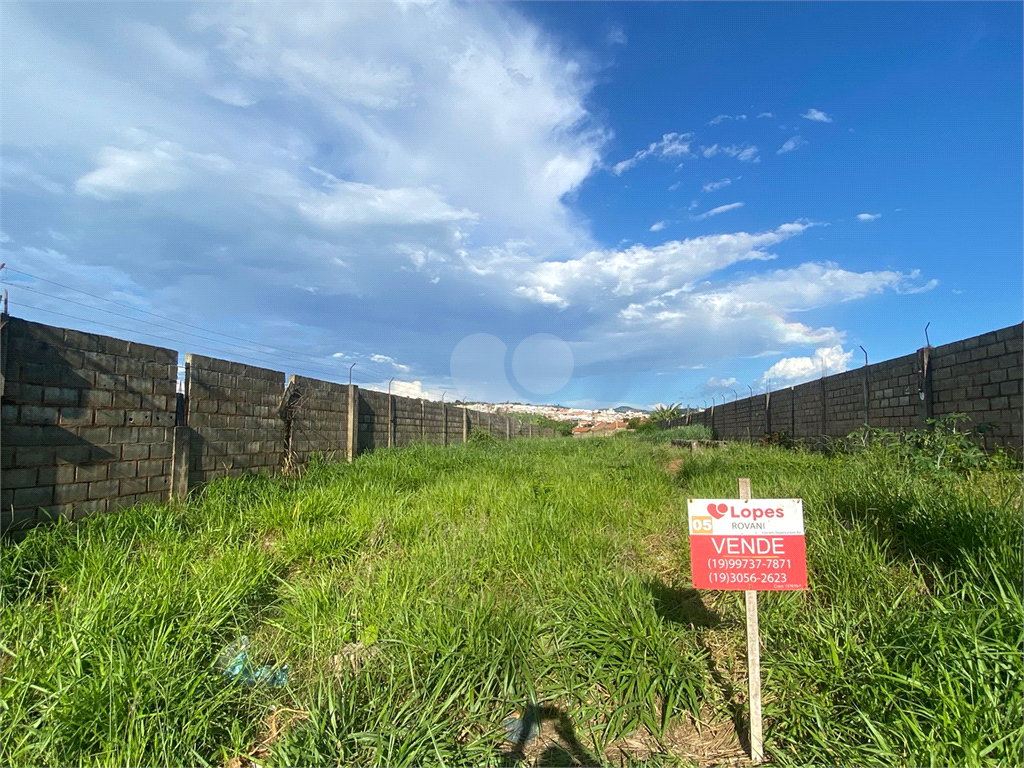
[2,266,400,381]
[8,299,400,391]
[10,282,396,384]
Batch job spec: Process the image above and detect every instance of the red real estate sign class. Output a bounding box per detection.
[687,498,808,590]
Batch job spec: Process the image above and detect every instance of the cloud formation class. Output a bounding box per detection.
[693,202,744,220]
[612,132,692,175]
[702,177,736,193]
[777,136,807,154]
[857,213,881,222]
[761,345,853,385]
[801,108,833,123]
[0,3,937,407]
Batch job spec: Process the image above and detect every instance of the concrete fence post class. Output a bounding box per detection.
[790,387,796,440]
[862,365,870,431]
[420,399,425,443]
[170,426,190,501]
[442,403,448,446]
[388,394,396,448]
[463,407,469,442]
[347,384,358,462]
[506,416,511,440]
[917,346,934,429]
[765,392,771,436]
[820,377,827,441]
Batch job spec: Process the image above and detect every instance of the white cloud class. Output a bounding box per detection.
[856,213,881,222]
[702,177,736,193]
[735,146,759,162]
[0,231,10,243]
[756,112,773,118]
[777,136,807,154]
[75,136,234,199]
[365,378,438,399]
[761,345,853,385]
[708,114,747,125]
[611,132,692,175]
[668,181,681,191]
[693,202,744,220]
[606,26,627,45]
[705,376,739,390]
[294,171,477,228]
[501,221,811,307]
[369,353,410,371]
[206,84,257,107]
[0,4,941,405]
[514,284,569,308]
[702,144,758,162]
[802,108,833,123]
[649,221,667,232]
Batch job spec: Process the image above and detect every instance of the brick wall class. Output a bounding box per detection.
[1,317,176,533]
[281,375,348,464]
[676,322,1022,452]
[185,354,286,484]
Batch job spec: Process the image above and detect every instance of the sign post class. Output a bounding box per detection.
[687,479,808,764]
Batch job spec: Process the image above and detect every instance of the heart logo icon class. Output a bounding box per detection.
[706,503,729,520]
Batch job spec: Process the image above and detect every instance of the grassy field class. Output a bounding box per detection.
[2,430,1021,767]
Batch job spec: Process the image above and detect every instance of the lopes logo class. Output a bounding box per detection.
[706,502,729,519]
[706,502,785,520]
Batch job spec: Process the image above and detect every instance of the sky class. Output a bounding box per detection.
[1,1,1021,410]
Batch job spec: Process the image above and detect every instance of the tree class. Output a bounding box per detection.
[649,403,684,422]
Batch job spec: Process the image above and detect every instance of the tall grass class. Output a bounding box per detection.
[1,434,1020,766]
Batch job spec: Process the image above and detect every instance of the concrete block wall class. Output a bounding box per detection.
[185,354,286,483]
[1,317,559,537]
[930,324,1023,449]
[678,322,1022,452]
[284,375,348,463]
[393,396,425,447]
[865,353,921,431]
[1,316,176,533]
[357,388,391,453]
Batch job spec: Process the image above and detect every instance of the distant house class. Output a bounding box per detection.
[573,420,628,438]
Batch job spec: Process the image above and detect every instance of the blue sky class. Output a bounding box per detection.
[1,1,1020,409]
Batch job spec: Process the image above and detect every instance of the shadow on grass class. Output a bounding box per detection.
[500,703,599,767]
[646,580,751,757]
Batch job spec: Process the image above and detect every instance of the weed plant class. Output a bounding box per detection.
[1,429,1020,767]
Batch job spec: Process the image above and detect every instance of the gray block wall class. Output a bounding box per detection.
[283,375,348,463]
[676,322,1022,452]
[1,315,559,537]
[1,317,176,533]
[185,354,286,483]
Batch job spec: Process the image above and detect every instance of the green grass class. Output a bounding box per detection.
[1,436,1020,767]
[630,425,715,443]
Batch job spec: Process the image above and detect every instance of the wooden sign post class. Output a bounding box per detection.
[739,477,763,764]
[687,480,808,764]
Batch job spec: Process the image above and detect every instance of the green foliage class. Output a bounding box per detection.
[514,412,576,437]
[2,432,1019,767]
[466,428,498,445]
[632,418,662,434]
[649,403,684,422]
[632,424,715,442]
[760,430,794,448]
[844,413,1014,480]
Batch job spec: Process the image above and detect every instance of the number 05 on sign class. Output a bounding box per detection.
[687,498,808,590]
